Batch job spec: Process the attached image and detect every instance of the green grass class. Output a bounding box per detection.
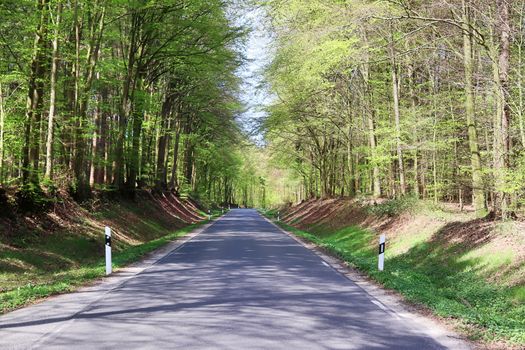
[268,218,525,345]
[0,222,206,314]
[264,208,280,217]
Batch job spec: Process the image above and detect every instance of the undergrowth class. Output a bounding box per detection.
[365,196,419,217]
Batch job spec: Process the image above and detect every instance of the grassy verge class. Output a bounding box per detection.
[261,210,525,346]
[0,221,206,314]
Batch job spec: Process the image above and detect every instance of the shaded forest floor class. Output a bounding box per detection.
[266,197,525,348]
[0,190,207,313]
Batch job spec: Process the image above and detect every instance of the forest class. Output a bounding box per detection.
[263,0,524,220]
[1,0,525,215]
[0,0,271,209]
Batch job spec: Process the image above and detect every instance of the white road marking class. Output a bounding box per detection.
[371,300,401,320]
[371,300,387,310]
[322,261,330,267]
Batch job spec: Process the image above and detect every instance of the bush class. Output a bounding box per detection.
[41,177,59,198]
[0,187,8,204]
[366,196,418,217]
[0,187,12,217]
[15,183,51,212]
[68,179,92,202]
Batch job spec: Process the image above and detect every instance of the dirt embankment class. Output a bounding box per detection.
[0,190,205,293]
[280,197,525,287]
[0,190,205,242]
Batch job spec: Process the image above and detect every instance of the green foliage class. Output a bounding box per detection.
[15,183,53,213]
[0,0,259,208]
[260,0,525,217]
[366,196,418,217]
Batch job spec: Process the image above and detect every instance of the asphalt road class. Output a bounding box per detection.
[1,209,469,349]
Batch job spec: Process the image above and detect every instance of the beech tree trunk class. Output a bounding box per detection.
[462,0,486,217]
[22,0,48,185]
[45,2,62,180]
[493,0,511,218]
[389,38,406,196]
[362,31,381,198]
[0,82,4,184]
[169,120,181,189]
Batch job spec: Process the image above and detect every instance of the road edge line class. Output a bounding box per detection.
[26,214,227,349]
[259,213,472,350]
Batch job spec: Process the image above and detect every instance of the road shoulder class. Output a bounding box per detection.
[0,217,221,349]
[260,213,474,350]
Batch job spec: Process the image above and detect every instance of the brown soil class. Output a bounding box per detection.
[0,189,205,247]
[280,197,525,287]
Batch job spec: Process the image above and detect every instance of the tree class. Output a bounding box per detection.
[462,0,486,216]
[44,0,62,180]
[261,0,525,219]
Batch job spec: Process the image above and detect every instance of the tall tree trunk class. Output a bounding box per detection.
[91,86,107,185]
[462,0,486,216]
[155,93,172,189]
[183,143,194,189]
[518,4,525,147]
[114,13,138,189]
[182,113,193,187]
[22,0,49,185]
[73,3,105,197]
[361,32,381,198]
[128,77,145,189]
[71,0,81,173]
[89,93,100,186]
[105,113,113,185]
[389,38,406,196]
[45,2,62,180]
[432,117,439,204]
[361,31,381,198]
[0,83,4,184]
[429,65,440,204]
[493,0,511,218]
[407,49,420,198]
[346,122,355,197]
[169,120,181,189]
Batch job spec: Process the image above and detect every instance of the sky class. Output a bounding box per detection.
[234,5,274,145]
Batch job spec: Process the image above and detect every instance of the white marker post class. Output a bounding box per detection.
[378,234,386,271]
[208,210,211,220]
[277,211,280,221]
[105,226,112,275]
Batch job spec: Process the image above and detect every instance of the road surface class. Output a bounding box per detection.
[0,209,469,349]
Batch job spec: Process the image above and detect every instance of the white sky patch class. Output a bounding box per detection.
[234,5,274,145]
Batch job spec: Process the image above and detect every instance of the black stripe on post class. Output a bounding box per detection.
[378,242,385,254]
[105,235,111,247]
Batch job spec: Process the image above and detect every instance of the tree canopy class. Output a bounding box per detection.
[2,0,525,216]
[0,0,268,207]
[261,0,522,218]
